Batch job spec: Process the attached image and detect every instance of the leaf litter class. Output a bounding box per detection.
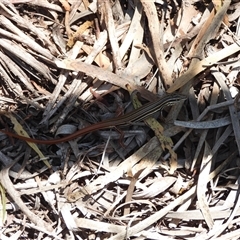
[0,0,240,239]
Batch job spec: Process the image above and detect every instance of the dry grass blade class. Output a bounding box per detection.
[140,0,172,87]
[110,186,197,240]
[197,141,214,228]
[0,153,53,232]
[211,69,240,155]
